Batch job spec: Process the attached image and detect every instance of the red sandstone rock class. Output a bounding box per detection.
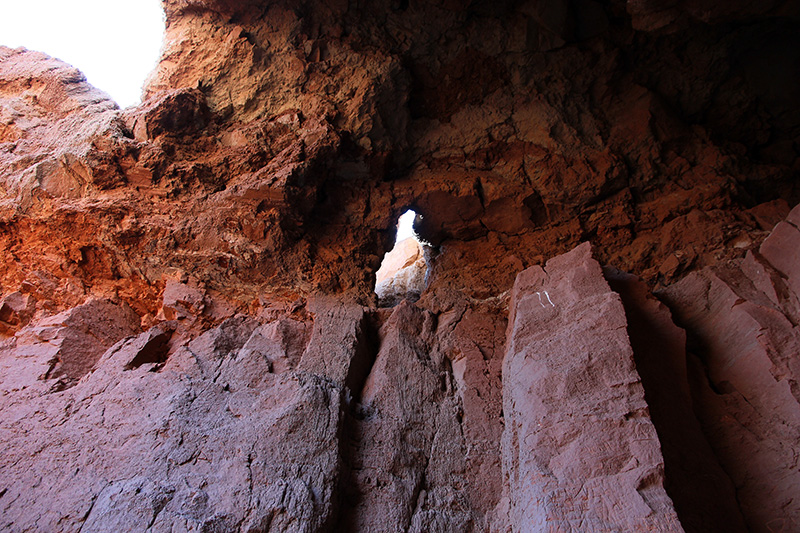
[159,279,208,321]
[1,0,800,531]
[606,267,747,531]
[502,242,680,530]
[122,321,176,370]
[0,291,35,334]
[660,203,800,531]
[6,298,139,387]
[3,0,796,312]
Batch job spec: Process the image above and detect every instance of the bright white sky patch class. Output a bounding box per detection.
[0,0,164,108]
[396,210,417,243]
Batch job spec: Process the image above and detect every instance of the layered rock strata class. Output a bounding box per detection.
[1,0,800,531]
[5,213,800,530]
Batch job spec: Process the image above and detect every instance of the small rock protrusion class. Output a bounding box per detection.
[0,292,35,335]
[159,280,207,321]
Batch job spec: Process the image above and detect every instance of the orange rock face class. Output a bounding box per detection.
[1,0,799,531]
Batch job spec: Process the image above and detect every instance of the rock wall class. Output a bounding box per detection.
[502,243,681,531]
[1,0,799,531]
[660,205,800,531]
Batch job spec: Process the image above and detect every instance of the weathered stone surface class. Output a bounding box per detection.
[0,46,130,202]
[425,290,508,529]
[127,87,209,141]
[625,0,800,32]
[159,279,208,321]
[340,301,473,532]
[3,1,798,314]
[298,297,372,390]
[606,268,747,532]
[0,308,345,533]
[0,298,139,391]
[375,237,428,306]
[502,243,680,531]
[660,203,800,532]
[1,0,800,530]
[236,314,311,376]
[0,291,35,334]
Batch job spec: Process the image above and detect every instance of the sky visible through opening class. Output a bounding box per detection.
[396,210,417,243]
[0,0,164,108]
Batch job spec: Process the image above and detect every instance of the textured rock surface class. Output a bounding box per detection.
[0,311,343,532]
[374,237,428,306]
[341,301,471,531]
[606,268,748,532]
[660,202,800,532]
[502,243,680,531]
[0,298,140,391]
[3,0,799,314]
[1,0,800,531]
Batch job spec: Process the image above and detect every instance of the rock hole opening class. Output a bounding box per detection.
[374,209,430,307]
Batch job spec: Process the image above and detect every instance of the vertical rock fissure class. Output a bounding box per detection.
[333,310,383,531]
[333,301,474,531]
[605,268,748,532]
[342,311,381,400]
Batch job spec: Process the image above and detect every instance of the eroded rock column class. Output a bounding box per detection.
[502,243,681,531]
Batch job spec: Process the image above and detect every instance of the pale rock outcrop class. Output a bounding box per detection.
[374,237,428,306]
[502,243,680,531]
[0,309,344,532]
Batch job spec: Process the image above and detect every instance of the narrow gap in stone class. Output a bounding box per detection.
[375,209,428,307]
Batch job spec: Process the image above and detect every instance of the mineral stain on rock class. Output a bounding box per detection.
[1,0,800,531]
